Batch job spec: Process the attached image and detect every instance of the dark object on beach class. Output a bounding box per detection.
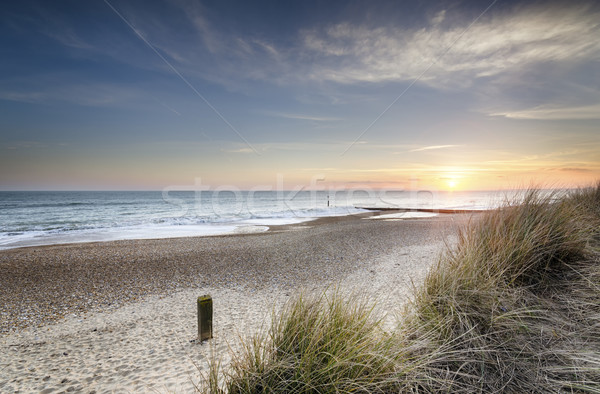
[197,295,213,342]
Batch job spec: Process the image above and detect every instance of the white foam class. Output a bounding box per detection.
[366,212,438,220]
[238,217,314,226]
[0,224,241,250]
[0,208,358,250]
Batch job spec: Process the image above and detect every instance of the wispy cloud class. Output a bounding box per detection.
[409,145,461,152]
[0,83,143,107]
[44,29,93,50]
[0,141,70,150]
[0,91,48,103]
[152,97,181,116]
[218,140,405,154]
[491,104,600,120]
[559,167,594,173]
[80,1,598,109]
[221,147,255,154]
[266,112,341,122]
[299,4,600,87]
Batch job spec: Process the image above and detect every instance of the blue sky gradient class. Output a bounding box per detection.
[1,0,599,190]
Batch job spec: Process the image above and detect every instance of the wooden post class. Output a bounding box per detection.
[197,295,213,342]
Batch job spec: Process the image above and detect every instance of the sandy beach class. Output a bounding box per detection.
[0,212,465,393]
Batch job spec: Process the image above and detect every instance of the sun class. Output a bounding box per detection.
[438,168,466,190]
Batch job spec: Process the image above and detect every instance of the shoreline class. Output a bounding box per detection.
[356,206,492,214]
[0,206,377,252]
[0,212,469,392]
[0,211,471,335]
[0,204,486,252]
[0,216,316,252]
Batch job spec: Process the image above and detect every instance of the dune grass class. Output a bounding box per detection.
[201,185,600,393]
[402,186,600,392]
[222,291,402,393]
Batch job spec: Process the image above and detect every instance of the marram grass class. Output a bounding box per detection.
[222,291,402,393]
[403,186,600,392]
[200,185,600,393]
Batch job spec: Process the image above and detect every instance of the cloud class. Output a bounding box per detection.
[559,167,593,173]
[267,112,341,122]
[44,29,93,50]
[430,10,446,26]
[152,97,181,116]
[491,104,600,120]
[299,4,600,87]
[218,140,405,155]
[173,0,223,54]
[98,1,599,105]
[0,83,143,107]
[0,91,48,103]
[0,141,69,150]
[221,147,255,154]
[409,145,460,152]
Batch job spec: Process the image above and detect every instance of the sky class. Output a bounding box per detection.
[0,0,599,191]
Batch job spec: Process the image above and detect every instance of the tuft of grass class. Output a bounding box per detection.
[221,291,401,393]
[201,186,600,393]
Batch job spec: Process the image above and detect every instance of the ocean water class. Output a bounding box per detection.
[0,189,508,250]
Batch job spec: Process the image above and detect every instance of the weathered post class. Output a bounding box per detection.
[197,295,213,342]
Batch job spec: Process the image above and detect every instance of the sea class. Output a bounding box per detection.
[0,189,511,250]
